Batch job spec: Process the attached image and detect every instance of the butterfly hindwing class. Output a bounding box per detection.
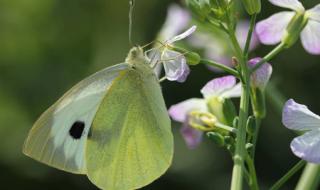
[23,63,129,174]
[86,63,173,190]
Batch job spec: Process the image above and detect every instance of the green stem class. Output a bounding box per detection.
[296,163,320,190]
[246,155,259,190]
[244,14,257,58]
[229,23,251,190]
[270,160,306,190]
[250,42,286,73]
[200,59,239,77]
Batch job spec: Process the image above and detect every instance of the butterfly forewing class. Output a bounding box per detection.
[86,62,173,190]
[23,63,129,174]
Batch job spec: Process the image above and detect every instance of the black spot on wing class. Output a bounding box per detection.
[69,121,85,139]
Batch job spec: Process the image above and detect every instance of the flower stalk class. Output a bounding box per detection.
[296,163,320,190]
[229,15,251,190]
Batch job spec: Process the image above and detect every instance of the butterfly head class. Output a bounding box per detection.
[126,46,146,65]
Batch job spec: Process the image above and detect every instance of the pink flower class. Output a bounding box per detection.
[282,99,320,163]
[256,0,320,55]
[169,76,241,149]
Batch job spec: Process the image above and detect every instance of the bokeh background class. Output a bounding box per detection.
[1,0,319,189]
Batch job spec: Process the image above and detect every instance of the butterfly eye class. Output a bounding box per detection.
[69,121,85,139]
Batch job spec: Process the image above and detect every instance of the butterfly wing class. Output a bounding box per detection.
[23,63,129,174]
[86,66,173,189]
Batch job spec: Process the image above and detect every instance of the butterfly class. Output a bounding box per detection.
[23,26,196,190]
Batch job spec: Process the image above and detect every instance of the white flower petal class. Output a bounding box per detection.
[300,20,320,55]
[162,49,190,82]
[256,11,295,45]
[159,4,191,40]
[282,99,320,131]
[168,98,207,122]
[291,129,320,163]
[200,76,237,99]
[220,83,242,98]
[167,25,197,44]
[307,4,320,22]
[269,0,305,12]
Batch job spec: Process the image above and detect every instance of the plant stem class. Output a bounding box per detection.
[295,163,320,190]
[229,24,250,190]
[244,14,257,58]
[200,59,239,77]
[250,42,286,73]
[270,160,306,190]
[246,155,259,190]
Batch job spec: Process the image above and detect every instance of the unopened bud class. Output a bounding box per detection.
[207,132,225,147]
[246,116,256,135]
[241,0,261,15]
[185,0,211,21]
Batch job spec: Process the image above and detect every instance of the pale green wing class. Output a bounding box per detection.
[23,63,129,174]
[86,67,173,190]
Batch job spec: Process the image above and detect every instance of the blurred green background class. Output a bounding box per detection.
[0,0,319,189]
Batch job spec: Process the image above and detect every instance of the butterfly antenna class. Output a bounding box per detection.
[129,0,135,46]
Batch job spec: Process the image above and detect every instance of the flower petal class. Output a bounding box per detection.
[200,76,237,99]
[256,11,295,45]
[248,57,273,90]
[282,99,320,131]
[236,21,259,50]
[162,49,190,82]
[291,129,320,163]
[166,25,197,44]
[220,83,242,98]
[269,0,305,12]
[180,122,203,149]
[159,4,191,41]
[307,4,320,22]
[300,20,320,55]
[168,98,207,123]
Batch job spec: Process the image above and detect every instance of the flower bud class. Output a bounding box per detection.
[241,0,261,15]
[207,132,225,147]
[246,116,256,135]
[282,13,308,48]
[246,143,254,151]
[185,0,211,21]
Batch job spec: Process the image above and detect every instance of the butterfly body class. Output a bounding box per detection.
[23,47,173,190]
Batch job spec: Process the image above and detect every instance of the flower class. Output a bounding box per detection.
[151,4,191,79]
[256,0,320,55]
[168,76,241,149]
[282,99,320,163]
[149,26,196,82]
[189,21,259,70]
[248,57,273,90]
[157,4,191,41]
